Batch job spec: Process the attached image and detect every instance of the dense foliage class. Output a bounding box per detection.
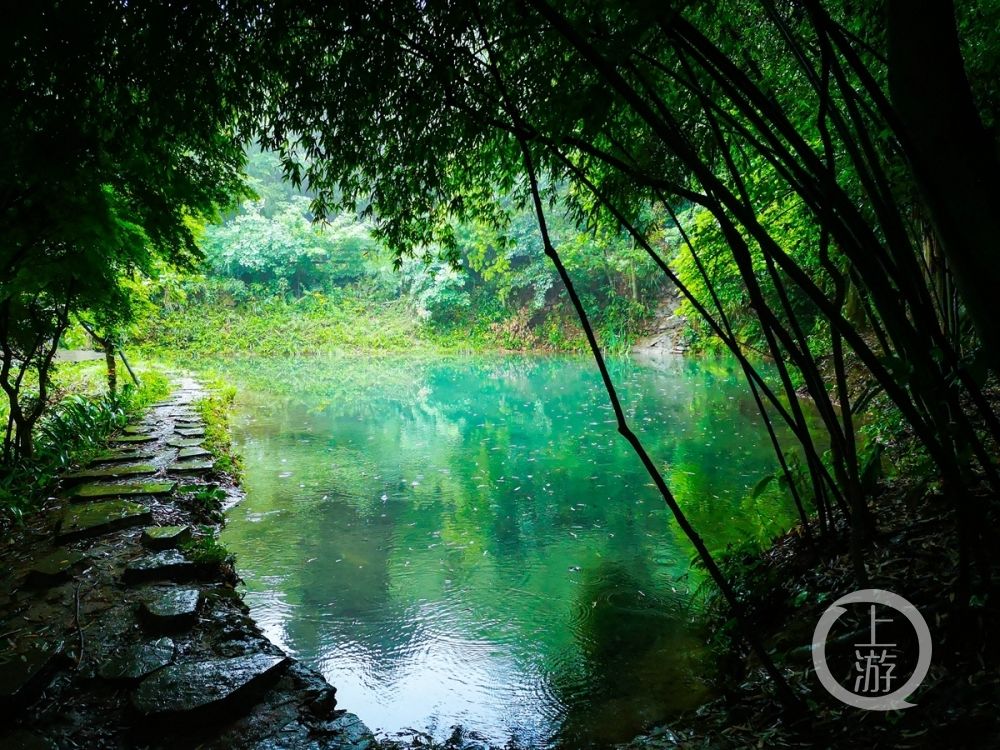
[142,149,663,354]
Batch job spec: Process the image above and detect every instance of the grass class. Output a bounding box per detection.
[193,383,243,480]
[181,526,234,567]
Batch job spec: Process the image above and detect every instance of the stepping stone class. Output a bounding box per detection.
[175,417,202,424]
[124,425,152,435]
[89,449,156,466]
[25,549,84,587]
[167,438,203,449]
[131,654,289,721]
[0,641,66,712]
[142,525,192,550]
[57,501,153,542]
[109,434,156,445]
[123,550,196,585]
[177,446,211,460]
[71,480,175,502]
[139,589,202,631]
[168,460,215,474]
[98,637,174,684]
[175,428,205,438]
[63,463,158,483]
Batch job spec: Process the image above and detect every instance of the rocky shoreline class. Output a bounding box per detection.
[0,378,376,749]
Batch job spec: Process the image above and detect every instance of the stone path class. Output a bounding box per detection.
[0,377,376,749]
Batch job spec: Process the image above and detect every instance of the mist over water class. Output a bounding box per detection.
[208,354,796,748]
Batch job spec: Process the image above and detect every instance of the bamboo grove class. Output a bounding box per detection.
[248,0,1000,710]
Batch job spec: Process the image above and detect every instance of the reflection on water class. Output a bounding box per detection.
[210,354,796,748]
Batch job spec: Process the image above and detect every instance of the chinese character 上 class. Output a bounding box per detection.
[852,605,897,694]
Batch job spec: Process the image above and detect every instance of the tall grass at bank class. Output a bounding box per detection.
[193,381,243,480]
[136,283,647,357]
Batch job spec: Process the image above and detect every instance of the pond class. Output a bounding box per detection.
[206,353,797,748]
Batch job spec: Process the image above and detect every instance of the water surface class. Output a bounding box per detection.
[209,354,796,748]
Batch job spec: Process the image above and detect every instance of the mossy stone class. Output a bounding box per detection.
[57,501,153,542]
[25,549,84,587]
[71,481,175,502]
[141,526,192,550]
[63,463,158,483]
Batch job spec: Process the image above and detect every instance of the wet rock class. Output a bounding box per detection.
[0,729,58,750]
[316,712,377,750]
[175,427,206,438]
[177,446,211,460]
[98,637,174,684]
[109,434,156,444]
[62,463,158,483]
[141,525,192,550]
[168,460,215,474]
[139,589,202,631]
[131,654,290,722]
[57,501,153,542]
[123,550,196,585]
[25,549,84,587]
[124,425,152,435]
[71,480,175,502]
[175,418,203,426]
[89,449,156,465]
[0,641,66,714]
[168,438,204,449]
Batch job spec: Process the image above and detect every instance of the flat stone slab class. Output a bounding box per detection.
[63,463,158,483]
[0,642,65,712]
[124,425,153,435]
[131,654,289,721]
[71,480,175,502]
[177,446,211,460]
[168,460,215,474]
[98,637,174,684]
[89,449,157,466]
[25,549,84,587]
[142,525,192,550]
[57,501,153,542]
[174,428,206,438]
[123,550,196,585]
[109,435,156,444]
[139,589,202,631]
[167,438,203,449]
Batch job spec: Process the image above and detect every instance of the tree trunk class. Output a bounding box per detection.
[104,340,117,396]
[888,0,1000,372]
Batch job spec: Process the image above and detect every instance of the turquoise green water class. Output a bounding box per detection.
[211,354,797,748]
